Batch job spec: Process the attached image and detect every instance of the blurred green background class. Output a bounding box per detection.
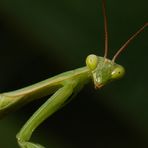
[0,0,147,147]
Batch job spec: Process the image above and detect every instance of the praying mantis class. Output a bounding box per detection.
[0,0,147,148]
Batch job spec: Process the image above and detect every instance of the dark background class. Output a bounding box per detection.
[0,0,147,147]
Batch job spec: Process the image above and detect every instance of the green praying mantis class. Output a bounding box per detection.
[0,0,147,147]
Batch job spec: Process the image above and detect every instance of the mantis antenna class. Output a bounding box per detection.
[102,0,109,58]
[112,22,148,62]
[102,0,147,62]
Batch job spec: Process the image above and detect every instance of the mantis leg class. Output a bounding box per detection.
[16,82,75,148]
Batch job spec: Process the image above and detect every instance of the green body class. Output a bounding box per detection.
[0,55,125,148]
[0,66,90,117]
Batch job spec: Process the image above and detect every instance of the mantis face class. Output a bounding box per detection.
[86,54,125,88]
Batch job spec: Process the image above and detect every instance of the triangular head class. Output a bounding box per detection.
[88,0,147,88]
[86,54,125,88]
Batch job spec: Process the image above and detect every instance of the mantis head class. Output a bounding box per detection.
[86,54,125,88]
[86,0,147,88]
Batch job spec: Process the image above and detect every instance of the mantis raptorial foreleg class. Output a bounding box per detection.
[16,80,77,148]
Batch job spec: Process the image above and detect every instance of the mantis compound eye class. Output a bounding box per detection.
[111,66,125,80]
[86,54,98,70]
